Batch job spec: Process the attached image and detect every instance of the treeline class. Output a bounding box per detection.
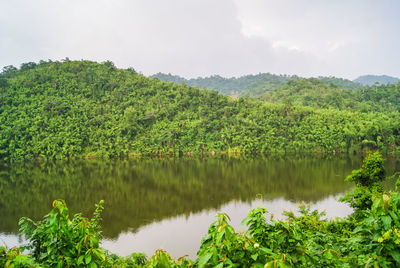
[1,60,400,161]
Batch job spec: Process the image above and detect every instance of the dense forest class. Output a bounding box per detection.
[1,60,400,161]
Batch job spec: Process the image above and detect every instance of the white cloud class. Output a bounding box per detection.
[0,0,399,79]
[234,0,400,78]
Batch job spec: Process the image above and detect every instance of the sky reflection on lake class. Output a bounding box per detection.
[102,194,352,259]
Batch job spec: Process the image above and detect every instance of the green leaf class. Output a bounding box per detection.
[259,247,273,255]
[157,251,170,266]
[216,229,225,244]
[241,216,251,226]
[85,254,92,264]
[265,261,275,268]
[381,216,392,230]
[77,255,84,265]
[92,248,105,261]
[390,250,400,263]
[388,211,400,227]
[198,252,213,267]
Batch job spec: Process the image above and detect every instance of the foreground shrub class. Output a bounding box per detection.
[18,199,106,267]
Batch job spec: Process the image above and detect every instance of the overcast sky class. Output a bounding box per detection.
[1,0,399,79]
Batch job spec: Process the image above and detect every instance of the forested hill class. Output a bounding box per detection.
[1,60,400,161]
[153,72,399,112]
[262,78,400,113]
[151,73,362,97]
[354,75,400,86]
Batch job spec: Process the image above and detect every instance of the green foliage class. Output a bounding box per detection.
[146,250,192,267]
[340,152,385,215]
[105,252,148,267]
[396,175,400,192]
[3,199,191,267]
[345,192,400,266]
[0,246,39,267]
[18,199,106,267]
[346,151,385,187]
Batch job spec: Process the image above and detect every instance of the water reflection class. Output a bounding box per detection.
[102,195,353,259]
[0,155,398,257]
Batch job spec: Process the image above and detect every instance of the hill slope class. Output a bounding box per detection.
[1,60,399,161]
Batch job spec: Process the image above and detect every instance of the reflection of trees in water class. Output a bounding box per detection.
[1,156,394,238]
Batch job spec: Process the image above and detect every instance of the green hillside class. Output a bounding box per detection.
[1,60,400,161]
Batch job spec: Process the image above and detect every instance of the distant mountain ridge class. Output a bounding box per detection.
[150,72,295,97]
[318,76,362,90]
[151,73,362,97]
[354,75,399,86]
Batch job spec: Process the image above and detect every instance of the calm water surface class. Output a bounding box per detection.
[0,156,399,258]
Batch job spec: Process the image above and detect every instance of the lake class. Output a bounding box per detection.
[1,155,399,259]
